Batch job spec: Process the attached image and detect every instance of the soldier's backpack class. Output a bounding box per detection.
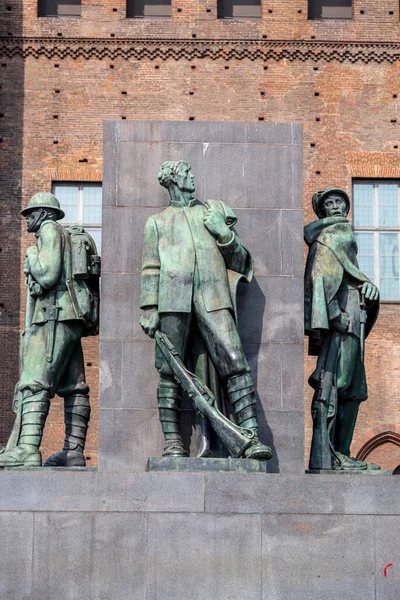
[65,225,101,336]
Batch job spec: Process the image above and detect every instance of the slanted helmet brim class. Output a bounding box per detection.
[21,204,65,219]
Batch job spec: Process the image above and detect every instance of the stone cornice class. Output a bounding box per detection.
[1,37,400,62]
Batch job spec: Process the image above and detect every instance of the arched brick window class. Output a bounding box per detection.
[356,431,400,471]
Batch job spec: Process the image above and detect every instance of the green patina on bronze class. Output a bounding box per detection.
[0,192,100,469]
[139,160,272,462]
[305,187,381,472]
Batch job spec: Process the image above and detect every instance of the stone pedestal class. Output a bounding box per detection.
[147,456,268,472]
[0,470,398,600]
[100,120,304,474]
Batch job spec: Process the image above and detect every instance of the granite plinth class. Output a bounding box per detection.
[307,469,393,475]
[147,456,267,473]
[3,466,97,471]
[0,471,398,600]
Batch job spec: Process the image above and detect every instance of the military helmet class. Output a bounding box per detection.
[312,187,350,218]
[21,192,65,219]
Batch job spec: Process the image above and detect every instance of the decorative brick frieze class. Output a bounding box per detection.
[3,37,400,63]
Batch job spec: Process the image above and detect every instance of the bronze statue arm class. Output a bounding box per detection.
[140,216,161,310]
[26,221,62,289]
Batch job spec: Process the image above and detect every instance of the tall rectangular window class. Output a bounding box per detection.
[353,180,400,301]
[52,183,102,254]
[308,0,352,20]
[126,0,171,17]
[217,0,261,19]
[38,0,81,16]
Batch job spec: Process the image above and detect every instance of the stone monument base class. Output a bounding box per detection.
[147,456,267,473]
[0,470,398,599]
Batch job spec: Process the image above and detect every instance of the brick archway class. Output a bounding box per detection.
[356,431,400,462]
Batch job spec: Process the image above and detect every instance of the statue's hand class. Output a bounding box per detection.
[23,256,30,276]
[330,311,350,333]
[360,281,379,303]
[139,308,160,338]
[203,207,232,244]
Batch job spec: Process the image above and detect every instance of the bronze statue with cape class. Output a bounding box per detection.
[305,187,381,472]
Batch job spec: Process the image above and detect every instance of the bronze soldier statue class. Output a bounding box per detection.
[0,192,100,468]
[305,187,380,471]
[139,160,272,461]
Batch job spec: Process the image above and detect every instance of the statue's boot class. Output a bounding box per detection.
[227,374,272,461]
[44,394,90,467]
[333,451,368,471]
[334,400,380,470]
[158,379,188,457]
[0,390,49,467]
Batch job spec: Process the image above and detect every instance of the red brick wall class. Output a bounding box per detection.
[1,1,400,469]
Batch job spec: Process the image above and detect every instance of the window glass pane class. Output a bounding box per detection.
[378,183,398,227]
[353,182,374,226]
[308,0,352,20]
[38,0,81,17]
[82,185,102,224]
[126,0,171,17]
[355,233,375,283]
[52,183,79,223]
[217,0,261,19]
[379,233,399,300]
[86,229,102,256]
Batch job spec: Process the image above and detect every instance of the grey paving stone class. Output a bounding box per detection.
[117,120,300,146]
[122,206,161,275]
[121,340,158,409]
[258,410,304,473]
[32,512,93,600]
[147,513,262,600]
[101,207,125,273]
[281,209,304,276]
[291,142,303,209]
[116,141,204,207]
[0,471,98,511]
[104,119,122,143]
[97,472,205,512]
[100,340,122,409]
[237,276,303,344]
[262,514,375,600]
[98,407,164,472]
[90,512,148,600]
[375,516,400,600]
[0,471,205,512]
[203,143,299,209]
[204,472,400,515]
[103,140,120,206]
[281,343,304,411]
[0,512,33,600]
[101,273,145,341]
[235,209,282,276]
[243,343,282,410]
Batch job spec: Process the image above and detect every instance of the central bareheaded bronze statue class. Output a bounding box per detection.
[139,160,272,461]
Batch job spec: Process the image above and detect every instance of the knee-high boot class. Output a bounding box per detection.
[0,390,50,467]
[44,394,90,467]
[158,377,188,457]
[227,373,272,461]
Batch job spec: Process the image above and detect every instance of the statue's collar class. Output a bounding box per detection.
[170,198,202,208]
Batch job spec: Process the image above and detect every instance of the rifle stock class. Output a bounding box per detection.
[2,275,36,453]
[309,331,341,471]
